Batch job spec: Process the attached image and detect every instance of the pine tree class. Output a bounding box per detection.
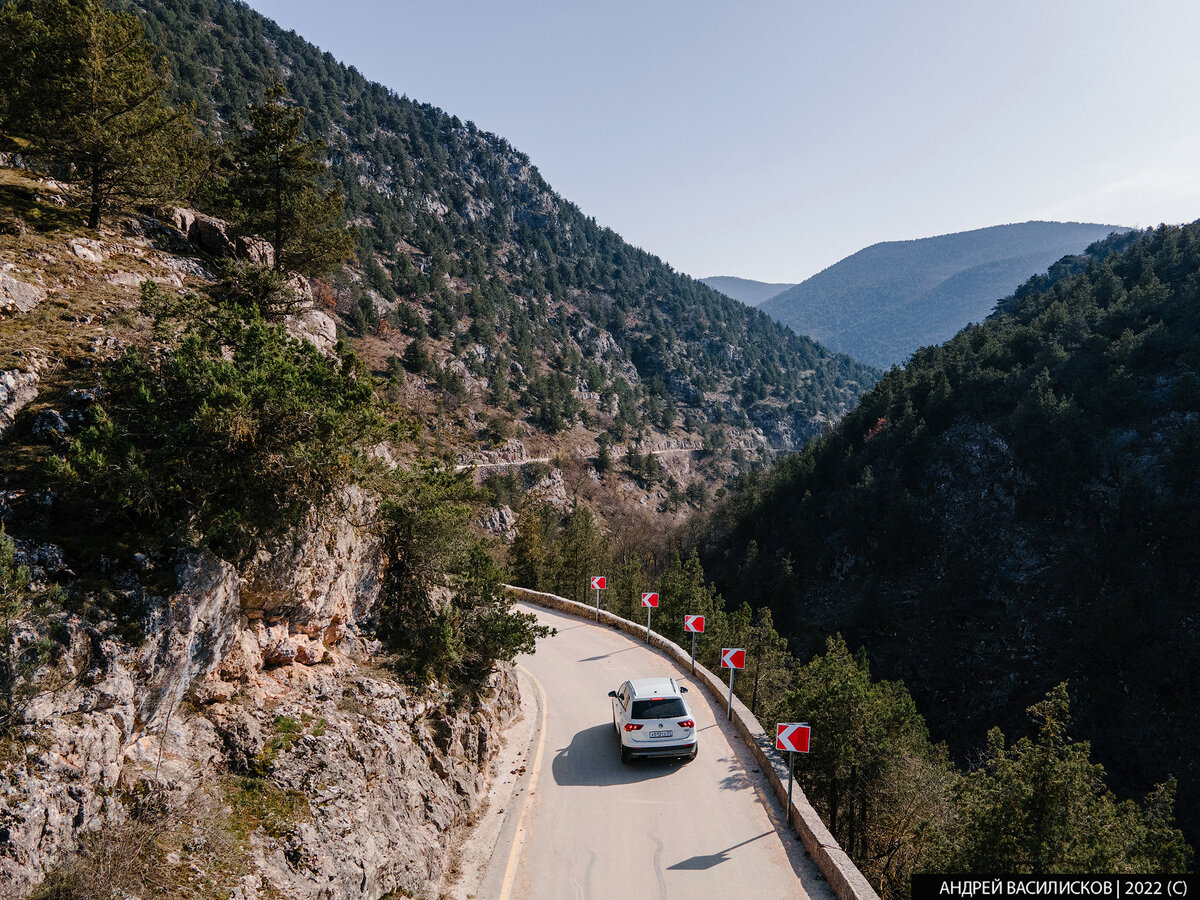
[787,635,952,897]
[0,0,194,228]
[509,500,556,591]
[552,504,606,603]
[926,684,1192,876]
[226,83,354,277]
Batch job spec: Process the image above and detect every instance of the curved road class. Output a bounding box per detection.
[481,603,836,900]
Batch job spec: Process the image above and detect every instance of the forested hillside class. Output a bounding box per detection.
[122,0,875,464]
[697,223,1200,843]
[762,221,1126,368]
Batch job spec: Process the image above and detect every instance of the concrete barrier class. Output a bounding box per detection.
[507,585,881,900]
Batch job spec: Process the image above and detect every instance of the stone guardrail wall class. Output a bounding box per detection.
[507,585,881,900]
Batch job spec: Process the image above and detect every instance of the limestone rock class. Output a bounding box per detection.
[0,477,520,899]
[188,213,236,257]
[240,485,384,661]
[0,265,46,314]
[135,550,241,729]
[0,368,39,437]
[68,238,105,263]
[31,409,69,442]
[236,235,275,268]
[285,308,337,353]
[476,504,517,541]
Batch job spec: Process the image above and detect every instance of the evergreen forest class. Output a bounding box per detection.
[697,224,1200,856]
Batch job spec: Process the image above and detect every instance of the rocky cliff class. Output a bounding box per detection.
[0,485,519,899]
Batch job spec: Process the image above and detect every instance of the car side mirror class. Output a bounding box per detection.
[680,686,688,693]
[607,690,618,698]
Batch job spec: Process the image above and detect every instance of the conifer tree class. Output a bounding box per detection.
[926,684,1192,875]
[510,500,555,591]
[226,82,354,277]
[0,0,194,228]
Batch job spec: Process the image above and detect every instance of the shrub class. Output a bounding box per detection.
[376,466,551,693]
[48,284,390,558]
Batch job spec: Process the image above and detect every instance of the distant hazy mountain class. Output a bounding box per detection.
[700,276,797,307]
[760,221,1128,368]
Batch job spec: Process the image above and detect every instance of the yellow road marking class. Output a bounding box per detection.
[498,664,548,900]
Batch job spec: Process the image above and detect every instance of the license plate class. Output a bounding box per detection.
[648,730,671,738]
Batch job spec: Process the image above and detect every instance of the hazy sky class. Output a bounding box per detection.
[246,0,1200,283]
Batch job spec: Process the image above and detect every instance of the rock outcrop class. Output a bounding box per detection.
[0,368,39,439]
[0,265,46,314]
[0,491,520,899]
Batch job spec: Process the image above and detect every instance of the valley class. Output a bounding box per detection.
[0,0,1194,897]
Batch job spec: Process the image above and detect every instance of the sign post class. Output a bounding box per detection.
[776,723,811,828]
[641,592,659,642]
[590,576,606,622]
[684,615,705,674]
[721,648,745,719]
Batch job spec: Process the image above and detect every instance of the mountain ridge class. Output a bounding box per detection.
[118,0,878,477]
[761,220,1128,368]
[699,275,797,307]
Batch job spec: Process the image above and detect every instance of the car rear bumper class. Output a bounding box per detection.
[625,740,697,758]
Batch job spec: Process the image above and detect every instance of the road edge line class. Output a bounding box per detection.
[497,663,547,900]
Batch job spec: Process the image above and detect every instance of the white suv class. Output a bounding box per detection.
[608,676,698,763]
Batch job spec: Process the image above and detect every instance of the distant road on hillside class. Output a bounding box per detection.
[454,445,703,473]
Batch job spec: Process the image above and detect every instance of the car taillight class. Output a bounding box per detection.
[624,723,643,731]
[678,720,694,728]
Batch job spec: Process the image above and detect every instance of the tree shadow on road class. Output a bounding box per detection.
[717,754,754,792]
[552,724,690,786]
[666,831,772,870]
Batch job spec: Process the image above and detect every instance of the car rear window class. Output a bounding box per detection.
[632,697,687,719]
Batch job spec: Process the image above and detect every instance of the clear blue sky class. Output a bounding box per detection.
[246,0,1200,283]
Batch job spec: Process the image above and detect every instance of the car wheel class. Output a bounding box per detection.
[620,746,632,764]
[686,745,698,762]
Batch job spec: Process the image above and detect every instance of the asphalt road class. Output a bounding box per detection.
[483,603,836,900]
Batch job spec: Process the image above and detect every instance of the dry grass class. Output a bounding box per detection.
[0,168,85,235]
[32,789,249,900]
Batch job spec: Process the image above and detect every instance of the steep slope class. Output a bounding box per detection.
[700,275,796,307]
[119,0,876,470]
[697,224,1200,843]
[761,221,1127,368]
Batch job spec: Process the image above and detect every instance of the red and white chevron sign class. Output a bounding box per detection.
[776,723,811,753]
[684,615,705,633]
[721,648,745,669]
[641,592,659,607]
[590,576,606,590]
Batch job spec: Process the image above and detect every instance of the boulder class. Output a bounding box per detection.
[0,264,47,314]
[285,308,338,353]
[169,207,198,235]
[0,367,39,437]
[31,408,69,442]
[236,234,275,267]
[187,214,236,257]
[68,238,105,263]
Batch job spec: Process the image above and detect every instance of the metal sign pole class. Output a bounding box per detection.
[690,631,696,675]
[786,750,795,829]
[645,605,652,642]
[595,586,600,622]
[727,667,735,720]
